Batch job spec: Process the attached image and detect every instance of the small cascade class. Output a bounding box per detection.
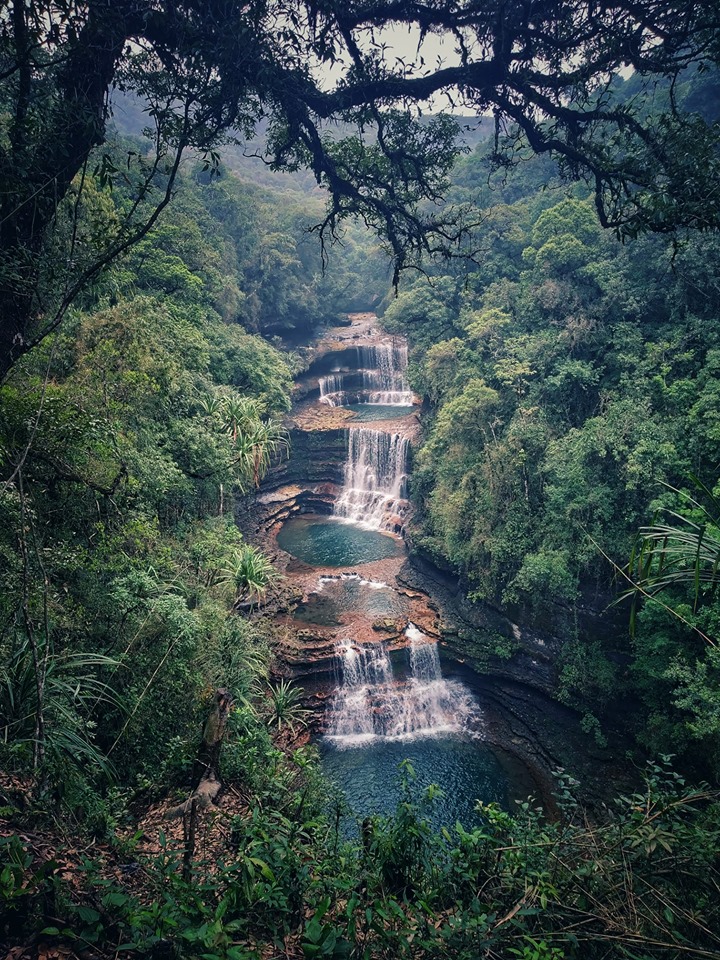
[334,428,409,530]
[407,623,444,682]
[327,640,398,742]
[317,340,414,407]
[316,573,389,591]
[358,343,414,406]
[319,374,346,406]
[326,625,479,746]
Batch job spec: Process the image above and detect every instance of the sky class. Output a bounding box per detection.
[316,22,469,114]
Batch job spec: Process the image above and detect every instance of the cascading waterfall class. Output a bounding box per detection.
[334,428,409,529]
[358,343,414,405]
[407,623,444,682]
[326,640,397,742]
[319,374,345,406]
[327,624,478,746]
[318,340,414,407]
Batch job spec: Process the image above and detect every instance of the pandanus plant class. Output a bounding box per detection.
[0,633,121,778]
[219,395,265,444]
[243,417,290,488]
[265,679,311,737]
[219,545,278,607]
[199,392,288,490]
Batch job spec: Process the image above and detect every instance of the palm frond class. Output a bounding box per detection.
[623,478,720,640]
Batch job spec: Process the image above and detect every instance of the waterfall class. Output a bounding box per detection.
[407,623,444,682]
[319,373,346,406]
[327,640,399,742]
[317,341,414,407]
[357,343,414,406]
[334,428,409,529]
[327,625,478,746]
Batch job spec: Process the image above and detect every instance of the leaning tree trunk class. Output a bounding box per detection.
[167,687,234,821]
[192,686,234,803]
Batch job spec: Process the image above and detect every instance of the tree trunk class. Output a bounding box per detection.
[193,686,233,787]
[167,687,234,820]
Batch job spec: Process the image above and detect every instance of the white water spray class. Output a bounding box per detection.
[316,573,389,592]
[319,374,345,406]
[334,428,409,530]
[326,625,479,746]
[317,341,414,407]
[358,343,414,405]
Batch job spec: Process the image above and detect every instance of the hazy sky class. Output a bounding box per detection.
[317,23,467,112]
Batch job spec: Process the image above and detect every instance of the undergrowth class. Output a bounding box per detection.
[2,758,719,960]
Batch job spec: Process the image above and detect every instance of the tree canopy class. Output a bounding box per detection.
[2,0,719,375]
[377,125,720,774]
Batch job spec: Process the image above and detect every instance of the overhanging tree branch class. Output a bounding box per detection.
[1,0,719,378]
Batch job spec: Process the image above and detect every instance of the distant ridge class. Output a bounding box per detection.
[109,89,493,196]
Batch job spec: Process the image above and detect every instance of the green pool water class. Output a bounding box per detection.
[346,404,416,421]
[294,575,405,625]
[277,515,401,566]
[320,734,509,830]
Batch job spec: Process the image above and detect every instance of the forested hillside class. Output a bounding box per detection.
[383,91,720,776]
[2,1,720,957]
[1,156,290,797]
[384,94,720,780]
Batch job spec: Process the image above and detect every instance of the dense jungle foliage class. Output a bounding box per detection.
[382,94,720,781]
[0,122,392,798]
[2,74,720,960]
[1,147,284,797]
[4,761,720,960]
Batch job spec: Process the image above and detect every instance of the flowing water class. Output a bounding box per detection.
[327,625,480,744]
[318,342,414,407]
[319,374,345,405]
[334,429,409,531]
[359,343,414,405]
[280,321,513,827]
[322,624,507,826]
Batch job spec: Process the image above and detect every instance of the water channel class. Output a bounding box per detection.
[272,317,522,827]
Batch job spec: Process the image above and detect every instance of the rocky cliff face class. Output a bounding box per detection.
[234,425,346,542]
[270,426,347,491]
[399,553,561,696]
[397,551,638,806]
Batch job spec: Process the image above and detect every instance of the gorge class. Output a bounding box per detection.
[244,313,630,824]
[3,18,719,949]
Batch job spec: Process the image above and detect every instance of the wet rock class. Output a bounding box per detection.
[372,617,404,634]
[386,513,404,534]
[397,553,559,695]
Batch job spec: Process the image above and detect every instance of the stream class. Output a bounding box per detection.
[267,316,530,827]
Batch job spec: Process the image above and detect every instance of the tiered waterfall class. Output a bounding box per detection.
[310,321,480,752]
[327,625,477,745]
[319,342,413,407]
[358,343,414,405]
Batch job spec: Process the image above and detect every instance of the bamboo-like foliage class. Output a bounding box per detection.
[0,636,122,778]
[244,417,290,488]
[264,679,311,736]
[201,392,289,491]
[219,545,278,606]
